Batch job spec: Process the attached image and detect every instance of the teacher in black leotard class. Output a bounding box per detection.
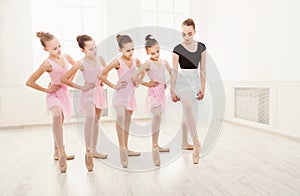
[170,18,206,164]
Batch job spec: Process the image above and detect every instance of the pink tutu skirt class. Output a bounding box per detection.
[145,83,166,112]
[80,84,107,113]
[112,83,136,111]
[46,85,73,120]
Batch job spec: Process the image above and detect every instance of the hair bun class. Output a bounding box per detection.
[116,34,121,41]
[36,31,44,38]
[76,35,82,43]
[145,34,154,41]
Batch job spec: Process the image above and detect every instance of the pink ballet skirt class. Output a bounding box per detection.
[145,83,166,111]
[79,58,107,113]
[112,58,137,111]
[145,60,167,112]
[45,55,73,120]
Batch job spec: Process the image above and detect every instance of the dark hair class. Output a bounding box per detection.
[76,35,92,49]
[116,34,133,48]
[145,34,159,50]
[36,31,55,47]
[182,18,195,30]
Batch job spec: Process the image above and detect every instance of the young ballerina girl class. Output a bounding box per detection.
[171,18,206,164]
[26,32,76,173]
[132,35,171,166]
[99,34,142,168]
[61,35,108,172]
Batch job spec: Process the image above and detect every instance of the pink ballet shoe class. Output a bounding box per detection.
[58,148,67,173]
[192,143,201,164]
[126,149,141,156]
[120,148,128,168]
[181,143,194,150]
[91,147,108,159]
[85,149,94,172]
[158,146,170,152]
[152,147,160,166]
[54,148,75,160]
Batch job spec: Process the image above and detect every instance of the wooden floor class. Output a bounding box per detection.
[0,122,300,196]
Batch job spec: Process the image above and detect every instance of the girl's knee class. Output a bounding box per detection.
[152,112,161,121]
[86,114,95,122]
[116,113,125,123]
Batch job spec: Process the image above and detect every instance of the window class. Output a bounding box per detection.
[141,0,189,31]
[140,0,190,68]
[30,0,106,73]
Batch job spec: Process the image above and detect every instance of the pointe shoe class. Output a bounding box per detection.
[181,143,194,150]
[54,149,75,160]
[91,147,108,159]
[120,148,128,168]
[85,149,94,172]
[192,143,201,164]
[126,149,141,156]
[152,147,160,166]
[58,148,67,173]
[158,146,170,152]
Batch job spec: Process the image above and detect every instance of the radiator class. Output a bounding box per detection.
[234,87,270,124]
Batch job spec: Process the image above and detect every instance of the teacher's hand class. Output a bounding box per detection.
[171,90,180,102]
[197,89,205,100]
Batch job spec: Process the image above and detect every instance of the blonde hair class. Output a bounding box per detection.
[36,31,54,47]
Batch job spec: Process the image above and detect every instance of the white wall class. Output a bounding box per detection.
[106,0,141,36]
[196,0,300,82]
[0,0,52,127]
[192,0,300,137]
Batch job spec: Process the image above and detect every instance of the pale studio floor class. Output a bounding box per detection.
[0,121,300,196]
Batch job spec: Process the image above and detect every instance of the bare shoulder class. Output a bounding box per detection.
[98,55,105,61]
[144,60,151,66]
[64,53,76,65]
[64,53,73,60]
[112,58,120,66]
[41,60,52,72]
[76,60,84,70]
[108,58,120,69]
[98,56,107,66]
[142,60,151,70]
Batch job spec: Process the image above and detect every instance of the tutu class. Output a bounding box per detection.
[46,85,73,120]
